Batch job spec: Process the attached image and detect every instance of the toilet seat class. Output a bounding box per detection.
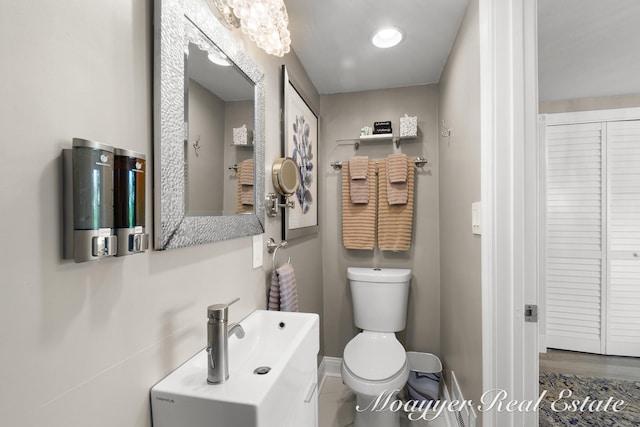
[343,331,406,381]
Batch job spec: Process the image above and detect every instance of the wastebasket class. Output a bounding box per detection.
[405,352,442,403]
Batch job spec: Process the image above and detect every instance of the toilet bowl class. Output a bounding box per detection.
[341,267,411,427]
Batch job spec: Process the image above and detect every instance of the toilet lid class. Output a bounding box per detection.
[343,332,406,381]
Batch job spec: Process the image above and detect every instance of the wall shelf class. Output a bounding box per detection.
[360,133,394,141]
[337,133,417,149]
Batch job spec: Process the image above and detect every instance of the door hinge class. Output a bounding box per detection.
[524,304,538,322]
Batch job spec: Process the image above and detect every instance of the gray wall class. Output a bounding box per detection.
[437,0,483,419]
[540,93,640,113]
[186,79,226,215]
[0,1,322,426]
[319,85,441,357]
[537,0,640,103]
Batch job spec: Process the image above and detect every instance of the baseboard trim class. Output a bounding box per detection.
[324,356,343,377]
[440,382,457,427]
[539,334,547,353]
[318,356,342,392]
[449,371,477,427]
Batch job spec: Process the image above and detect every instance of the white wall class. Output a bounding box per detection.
[0,1,322,426]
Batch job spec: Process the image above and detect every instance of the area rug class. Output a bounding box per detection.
[539,372,640,426]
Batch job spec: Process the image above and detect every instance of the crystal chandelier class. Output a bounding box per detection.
[207,0,291,57]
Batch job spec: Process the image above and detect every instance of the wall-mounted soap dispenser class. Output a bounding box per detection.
[63,138,117,262]
[114,148,149,256]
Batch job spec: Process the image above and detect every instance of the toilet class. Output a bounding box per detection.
[341,267,412,427]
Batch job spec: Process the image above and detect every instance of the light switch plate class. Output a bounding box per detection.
[472,202,482,235]
[253,234,263,268]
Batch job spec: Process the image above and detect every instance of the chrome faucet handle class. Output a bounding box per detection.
[207,297,240,321]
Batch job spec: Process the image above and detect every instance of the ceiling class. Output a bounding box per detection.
[538,0,640,102]
[285,0,640,100]
[285,0,469,95]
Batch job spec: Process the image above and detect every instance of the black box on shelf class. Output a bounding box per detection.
[373,121,392,134]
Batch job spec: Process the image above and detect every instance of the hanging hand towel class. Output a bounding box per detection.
[237,159,254,210]
[342,160,377,249]
[386,155,409,205]
[236,181,253,213]
[240,184,254,206]
[276,263,299,312]
[349,156,369,179]
[268,270,281,311]
[239,159,254,185]
[387,153,408,183]
[349,156,370,204]
[378,158,415,251]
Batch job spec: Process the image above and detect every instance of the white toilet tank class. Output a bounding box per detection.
[347,267,411,332]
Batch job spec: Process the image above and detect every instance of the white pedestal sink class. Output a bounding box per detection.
[151,310,320,427]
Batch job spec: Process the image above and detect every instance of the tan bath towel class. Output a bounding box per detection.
[239,159,254,185]
[240,184,254,206]
[342,160,377,250]
[236,182,253,213]
[378,158,415,251]
[349,156,370,204]
[386,155,409,205]
[236,160,254,213]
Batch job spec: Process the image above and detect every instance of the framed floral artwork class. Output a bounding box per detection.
[282,65,319,240]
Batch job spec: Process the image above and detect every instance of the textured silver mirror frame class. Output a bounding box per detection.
[153,0,265,250]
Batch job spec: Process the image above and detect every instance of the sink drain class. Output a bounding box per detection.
[253,366,271,375]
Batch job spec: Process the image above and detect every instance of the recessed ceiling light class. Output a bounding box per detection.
[371,27,404,48]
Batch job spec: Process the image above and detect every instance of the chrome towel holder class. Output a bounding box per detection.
[267,238,289,270]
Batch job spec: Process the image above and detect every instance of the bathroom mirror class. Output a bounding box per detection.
[272,157,300,197]
[154,0,265,250]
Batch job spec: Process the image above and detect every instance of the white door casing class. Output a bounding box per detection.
[480,0,539,426]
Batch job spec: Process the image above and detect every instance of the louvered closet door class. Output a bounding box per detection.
[607,120,640,357]
[545,123,604,354]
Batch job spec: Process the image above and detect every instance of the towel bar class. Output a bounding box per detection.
[330,157,428,170]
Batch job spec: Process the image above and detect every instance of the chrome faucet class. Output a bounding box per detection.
[207,298,245,384]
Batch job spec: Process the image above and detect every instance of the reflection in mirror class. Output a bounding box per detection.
[153,0,265,250]
[184,24,255,216]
